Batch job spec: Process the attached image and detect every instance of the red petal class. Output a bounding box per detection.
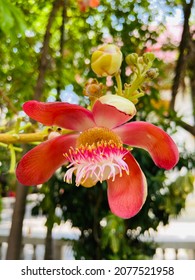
[114,121,179,170]
[16,134,78,186]
[107,152,147,219]
[23,101,96,131]
[92,100,132,129]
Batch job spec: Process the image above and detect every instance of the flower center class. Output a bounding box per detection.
[64,127,129,187]
[76,127,123,148]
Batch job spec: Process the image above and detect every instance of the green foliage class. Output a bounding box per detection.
[159,172,195,216]
[0,0,26,41]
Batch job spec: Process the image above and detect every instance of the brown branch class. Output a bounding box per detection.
[34,0,64,100]
[190,72,195,124]
[188,34,195,125]
[56,0,67,97]
[60,1,66,54]
[0,90,18,114]
[177,120,195,136]
[170,0,194,110]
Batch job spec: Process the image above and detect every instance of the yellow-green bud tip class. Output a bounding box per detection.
[143,52,155,64]
[125,53,138,66]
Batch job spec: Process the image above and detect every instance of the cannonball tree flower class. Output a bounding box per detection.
[16,98,179,219]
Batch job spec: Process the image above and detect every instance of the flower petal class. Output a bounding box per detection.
[23,101,96,131]
[107,152,147,219]
[16,134,78,186]
[114,121,179,170]
[92,100,133,129]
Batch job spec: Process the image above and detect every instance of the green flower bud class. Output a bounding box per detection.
[143,52,155,64]
[125,53,138,66]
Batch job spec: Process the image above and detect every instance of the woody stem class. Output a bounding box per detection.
[0,132,48,144]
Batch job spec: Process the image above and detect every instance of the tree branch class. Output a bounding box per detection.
[0,132,47,144]
[56,0,67,98]
[34,0,64,100]
[170,0,194,110]
[177,119,195,136]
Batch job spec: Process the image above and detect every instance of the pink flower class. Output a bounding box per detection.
[16,100,179,219]
[77,0,100,12]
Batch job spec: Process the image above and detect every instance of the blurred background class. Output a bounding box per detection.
[0,0,195,260]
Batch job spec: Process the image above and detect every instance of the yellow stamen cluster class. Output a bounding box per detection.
[76,127,123,148]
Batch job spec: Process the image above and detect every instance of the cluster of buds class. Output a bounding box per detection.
[126,52,158,80]
[87,43,158,109]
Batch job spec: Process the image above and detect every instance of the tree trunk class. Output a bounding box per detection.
[6,0,64,260]
[44,227,53,260]
[6,183,28,259]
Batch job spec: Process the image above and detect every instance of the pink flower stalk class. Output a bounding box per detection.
[16,100,179,219]
[77,0,100,12]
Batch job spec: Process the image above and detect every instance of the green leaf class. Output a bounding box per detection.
[0,0,26,39]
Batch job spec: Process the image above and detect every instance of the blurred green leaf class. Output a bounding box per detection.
[0,0,26,40]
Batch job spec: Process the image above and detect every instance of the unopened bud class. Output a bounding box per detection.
[99,95,136,116]
[146,68,158,79]
[125,53,138,66]
[83,79,104,99]
[143,52,155,64]
[91,44,122,77]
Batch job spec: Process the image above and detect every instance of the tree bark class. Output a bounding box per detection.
[44,227,53,260]
[6,182,28,259]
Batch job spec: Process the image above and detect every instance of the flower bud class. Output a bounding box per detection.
[146,68,158,79]
[143,52,155,64]
[99,95,136,116]
[125,53,138,66]
[83,79,104,99]
[91,44,122,77]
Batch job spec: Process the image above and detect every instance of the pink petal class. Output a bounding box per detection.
[92,100,133,129]
[114,121,179,170]
[16,134,78,186]
[23,101,96,131]
[107,152,147,219]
